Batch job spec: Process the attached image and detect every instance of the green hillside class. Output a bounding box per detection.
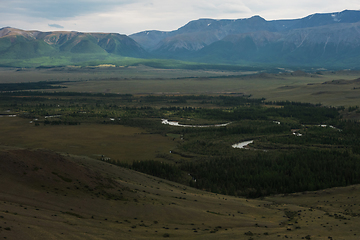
[0,28,150,68]
[0,35,56,59]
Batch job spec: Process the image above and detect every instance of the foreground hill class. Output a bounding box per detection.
[130,10,360,68]
[1,146,360,239]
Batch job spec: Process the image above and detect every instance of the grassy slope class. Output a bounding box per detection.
[0,146,359,239]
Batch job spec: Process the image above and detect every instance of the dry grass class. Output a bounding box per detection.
[0,117,179,163]
[0,147,359,239]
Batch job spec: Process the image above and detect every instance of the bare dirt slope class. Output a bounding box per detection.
[0,146,359,239]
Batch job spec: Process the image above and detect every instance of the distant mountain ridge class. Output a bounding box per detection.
[2,10,360,68]
[130,10,360,67]
[131,10,360,52]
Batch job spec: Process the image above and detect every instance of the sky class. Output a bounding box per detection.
[1,0,360,35]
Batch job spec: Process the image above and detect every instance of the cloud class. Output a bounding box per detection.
[48,23,64,29]
[242,0,360,20]
[1,0,360,35]
[193,0,251,15]
[0,0,136,20]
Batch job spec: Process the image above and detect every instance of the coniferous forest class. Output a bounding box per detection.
[1,90,360,198]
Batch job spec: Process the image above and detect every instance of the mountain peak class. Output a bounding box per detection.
[249,15,266,21]
[0,27,34,38]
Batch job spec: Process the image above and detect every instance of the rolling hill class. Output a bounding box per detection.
[1,146,360,239]
[0,27,148,67]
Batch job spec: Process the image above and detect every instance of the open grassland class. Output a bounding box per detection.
[0,53,260,70]
[0,147,360,240]
[1,67,360,106]
[49,71,360,107]
[0,66,257,83]
[0,117,179,163]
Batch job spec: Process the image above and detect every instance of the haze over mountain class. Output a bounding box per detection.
[130,10,360,68]
[2,10,360,68]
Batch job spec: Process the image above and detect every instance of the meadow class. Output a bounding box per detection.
[1,67,360,106]
[0,117,178,163]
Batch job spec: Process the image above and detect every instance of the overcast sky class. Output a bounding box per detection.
[1,0,360,35]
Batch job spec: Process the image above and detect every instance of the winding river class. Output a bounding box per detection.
[161,119,255,149]
[232,140,254,149]
[161,119,231,128]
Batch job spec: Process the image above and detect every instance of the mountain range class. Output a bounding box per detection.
[2,10,360,68]
[130,10,360,67]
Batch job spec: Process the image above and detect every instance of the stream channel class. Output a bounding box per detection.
[161,119,253,149]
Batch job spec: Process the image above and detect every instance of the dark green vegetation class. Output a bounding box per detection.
[2,90,360,198]
[0,81,67,91]
[183,149,360,197]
